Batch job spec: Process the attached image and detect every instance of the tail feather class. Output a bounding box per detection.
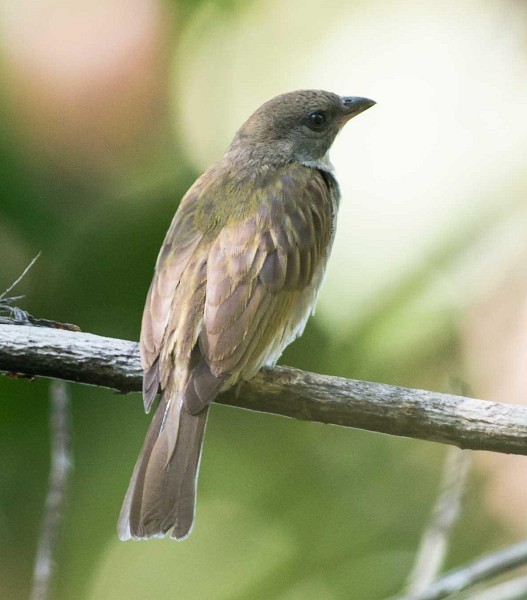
[163,407,207,539]
[118,392,208,541]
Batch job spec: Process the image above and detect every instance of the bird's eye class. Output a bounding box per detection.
[306,111,327,131]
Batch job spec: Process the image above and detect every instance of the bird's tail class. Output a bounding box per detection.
[118,390,208,541]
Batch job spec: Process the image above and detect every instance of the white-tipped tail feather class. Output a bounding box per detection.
[118,392,208,541]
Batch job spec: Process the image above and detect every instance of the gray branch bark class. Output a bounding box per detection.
[1,323,527,455]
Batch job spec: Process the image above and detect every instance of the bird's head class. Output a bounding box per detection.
[228,89,375,168]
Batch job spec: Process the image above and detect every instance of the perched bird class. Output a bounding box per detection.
[118,89,375,541]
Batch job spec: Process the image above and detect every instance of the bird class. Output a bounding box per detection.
[118,89,375,541]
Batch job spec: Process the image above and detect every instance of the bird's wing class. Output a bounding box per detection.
[184,165,337,414]
[139,181,206,412]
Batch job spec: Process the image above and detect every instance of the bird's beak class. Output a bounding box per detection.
[341,96,376,119]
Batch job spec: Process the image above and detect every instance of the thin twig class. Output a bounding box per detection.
[404,448,472,597]
[0,257,79,330]
[31,381,73,600]
[0,253,40,301]
[403,541,527,600]
[1,323,527,455]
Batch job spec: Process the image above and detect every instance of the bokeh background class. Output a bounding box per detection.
[1,0,527,598]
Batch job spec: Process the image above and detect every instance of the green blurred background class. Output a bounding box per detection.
[2,0,527,598]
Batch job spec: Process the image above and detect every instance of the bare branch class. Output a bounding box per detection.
[404,448,472,596]
[403,541,527,600]
[1,323,527,455]
[31,381,73,600]
[461,573,527,600]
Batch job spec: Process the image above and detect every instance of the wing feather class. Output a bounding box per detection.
[202,165,337,381]
[139,183,205,411]
[142,163,337,412]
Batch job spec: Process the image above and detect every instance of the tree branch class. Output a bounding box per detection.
[462,573,527,600]
[1,323,527,455]
[403,541,527,600]
[404,448,472,596]
[31,381,73,600]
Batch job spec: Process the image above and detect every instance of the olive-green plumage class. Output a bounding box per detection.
[118,90,375,541]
